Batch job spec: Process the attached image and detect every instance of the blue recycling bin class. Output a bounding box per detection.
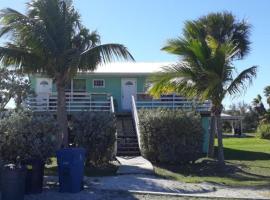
[56,148,86,193]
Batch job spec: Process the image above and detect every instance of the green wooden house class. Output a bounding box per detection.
[27,62,211,155]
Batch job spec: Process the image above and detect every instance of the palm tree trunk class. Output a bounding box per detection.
[216,114,225,165]
[56,81,69,148]
[207,115,215,158]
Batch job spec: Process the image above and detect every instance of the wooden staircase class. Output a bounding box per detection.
[116,113,140,156]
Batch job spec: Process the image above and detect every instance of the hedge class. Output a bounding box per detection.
[70,112,116,167]
[138,109,203,164]
[257,123,270,140]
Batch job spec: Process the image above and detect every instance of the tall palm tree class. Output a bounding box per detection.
[0,0,134,148]
[150,31,257,165]
[158,12,253,158]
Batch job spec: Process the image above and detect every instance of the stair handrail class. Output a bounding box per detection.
[110,96,115,113]
[110,96,117,157]
[131,95,141,151]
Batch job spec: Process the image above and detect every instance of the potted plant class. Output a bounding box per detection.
[0,110,59,197]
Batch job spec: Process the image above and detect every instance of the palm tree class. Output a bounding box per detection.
[263,86,270,106]
[0,0,134,148]
[253,94,270,124]
[150,25,257,165]
[252,95,266,114]
[156,12,253,158]
[183,12,250,59]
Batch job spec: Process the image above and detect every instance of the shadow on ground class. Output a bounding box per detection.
[155,155,270,188]
[24,188,142,200]
[223,147,270,161]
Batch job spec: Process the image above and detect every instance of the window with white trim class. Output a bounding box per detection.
[93,79,105,88]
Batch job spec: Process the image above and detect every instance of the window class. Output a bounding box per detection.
[73,79,86,92]
[40,80,49,86]
[125,81,134,86]
[93,79,105,88]
[64,79,86,92]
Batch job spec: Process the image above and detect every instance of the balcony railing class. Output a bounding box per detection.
[135,93,211,112]
[25,92,114,112]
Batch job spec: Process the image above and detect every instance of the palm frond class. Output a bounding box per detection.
[0,8,58,55]
[226,66,257,95]
[0,46,43,70]
[79,43,134,70]
[149,63,200,98]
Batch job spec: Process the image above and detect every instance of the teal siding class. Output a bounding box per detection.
[32,74,148,112]
[201,116,210,153]
[29,75,36,91]
[137,77,146,92]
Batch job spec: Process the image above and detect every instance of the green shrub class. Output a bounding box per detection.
[0,110,59,164]
[256,123,270,139]
[70,112,116,167]
[138,109,203,164]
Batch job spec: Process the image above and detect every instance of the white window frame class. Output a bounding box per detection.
[93,79,105,88]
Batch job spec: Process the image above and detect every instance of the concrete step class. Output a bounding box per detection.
[116,156,154,175]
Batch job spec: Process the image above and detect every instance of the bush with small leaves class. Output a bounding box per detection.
[139,109,203,164]
[0,110,59,164]
[256,123,270,140]
[70,112,116,167]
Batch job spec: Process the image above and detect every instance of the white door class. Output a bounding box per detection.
[36,78,52,96]
[121,78,137,110]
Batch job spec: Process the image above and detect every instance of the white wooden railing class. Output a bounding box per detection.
[135,93,211,111]
[131,95,142,151]
[25,92,113,112]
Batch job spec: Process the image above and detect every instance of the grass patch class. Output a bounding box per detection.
[154,137,270,187]
[44,157,119,177]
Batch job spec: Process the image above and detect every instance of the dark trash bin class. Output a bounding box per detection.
[1,164,26,200]
[0,159,4,191]
[22,159,45,194]
[57,148,86,193]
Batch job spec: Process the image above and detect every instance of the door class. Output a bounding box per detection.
[36,78,52,96]
[121,78,137,110]
[36,78,52,108]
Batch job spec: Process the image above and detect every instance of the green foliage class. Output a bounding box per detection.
[224,102,259,132]
[257,123,270,140]
[138,109,203,164]
[252,91,270,124]
[0,68,32,110]
[264,85,270,106]
[0,110,59,164]
[70,112,116,167]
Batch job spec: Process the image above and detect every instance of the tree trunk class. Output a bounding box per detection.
[56,81,69,148]
[216,114,225,165]
[207,115,215,158]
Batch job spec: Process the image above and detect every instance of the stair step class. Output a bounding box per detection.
[117,152,140,156]
[118,143,139,147]
[117,135,137,139]
[117,138,138,141]
[116,114,140,156]
[118,146,139,150]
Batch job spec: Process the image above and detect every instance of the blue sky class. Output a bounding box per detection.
[0,0,269,108]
